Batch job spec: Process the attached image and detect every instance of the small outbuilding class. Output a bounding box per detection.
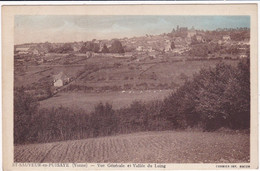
[223,35,231,41]
[53,72,70,87]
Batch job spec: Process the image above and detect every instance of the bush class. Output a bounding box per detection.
[80,41,100,53]
[162,59,250,131]
[14,87,39,144]
[188,43,220,57]
[52,43,73,53]
[101,44,109,53]
[15,102,118,144]
[89,103,118,137]
[109,40,125,53]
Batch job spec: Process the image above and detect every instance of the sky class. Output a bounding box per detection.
[14,15,250,44]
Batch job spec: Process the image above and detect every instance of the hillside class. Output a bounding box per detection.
[36,59,239,111]
[14,27,249,100]
[14,131,249,163]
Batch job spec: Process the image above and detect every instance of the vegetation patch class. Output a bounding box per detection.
[14,59,250,144]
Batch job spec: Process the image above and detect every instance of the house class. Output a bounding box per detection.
[147,40,157,44]
[143,47,153,52]
[196,35,206,42]
[244,38,250,43]
[239,54,248,58]
[176,37,184,42]
[218,40,223,45]
[223,35,231,41]
[16,47,30,54]
[175,25,188,33]
[165,43,172,52]
[32,49,40,55]
[36,58,44,65]
[149,51,158,58]
[124,52,133,58]
[136,46,143,51]
[53,72,70,87]
[93,40,100,44]
[86,51,92,58]
[187,27,196,38]
[73,46,81,52]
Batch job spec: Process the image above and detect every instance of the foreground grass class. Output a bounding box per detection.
[14,131,249,163]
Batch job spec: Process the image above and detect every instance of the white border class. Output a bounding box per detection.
[1,1,259,171]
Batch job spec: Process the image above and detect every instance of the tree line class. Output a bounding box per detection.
[188,42,249,58]
[47,39,125,54]
[14,59,250,144]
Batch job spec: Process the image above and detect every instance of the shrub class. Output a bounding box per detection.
[109,40,125,53]
[162,59,250,131]
[101,44,109,53]
[14,87,39,144]
[89,103,118,137]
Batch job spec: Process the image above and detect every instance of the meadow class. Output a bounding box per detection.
[14,65,85,88]
[38,59,239,111]
[70,59,239,91]
[39,90,172,112]
[14,131,250,163]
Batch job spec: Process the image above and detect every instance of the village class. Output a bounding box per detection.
[14,26,250,64]
[14,26,250,101]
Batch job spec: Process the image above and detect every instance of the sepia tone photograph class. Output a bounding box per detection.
[2,4,258,170]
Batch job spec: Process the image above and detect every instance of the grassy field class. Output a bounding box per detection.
[15,58,239,91]
[39,90,172,112]
[70,59,239,91]
[14,131,250,163]
[38,59,239,111]
[14,65,85,87]
[145,59,238,81]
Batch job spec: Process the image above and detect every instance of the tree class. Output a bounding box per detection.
[89,103,117,137]
[101,44,109,53]
[193,63,235,130]
[193,61,250,130]
[171,41,175,49]
[63,43,73,52]
[188,44,208,57]
[80,41,100,53]
[14,87,39,144]
[230,30,250,41]
[223,59,250,129]
[109,40,124,53]
[162,60,250,131]
[93,43,100,53]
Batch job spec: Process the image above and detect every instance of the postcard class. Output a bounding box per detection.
[2,4,258,170]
